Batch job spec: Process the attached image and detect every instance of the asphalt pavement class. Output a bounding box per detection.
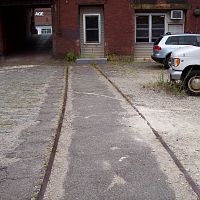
[0,64,65,200]
[44,65,196,200]
[0,62,197,200]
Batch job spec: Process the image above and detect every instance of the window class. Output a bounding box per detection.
[136,16,149,42]
[165,36,179,45]
[41,28,52,34]
[136,14,165,43]
[179,36,196,45]
[83,14,100,44]
[166,36,200,46]
[196,36,200,46]
[152,16,165,42]
[154,36,163,45]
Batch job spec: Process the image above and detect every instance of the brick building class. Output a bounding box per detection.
[35,8,52,35]
[0,0,200,59]
[52,0,200,59]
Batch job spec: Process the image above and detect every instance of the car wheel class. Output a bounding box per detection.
[164,55,171,69]
[183,70,200,96]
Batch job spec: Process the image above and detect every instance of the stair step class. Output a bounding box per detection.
[134,43,153,60]
[76,58,107,65]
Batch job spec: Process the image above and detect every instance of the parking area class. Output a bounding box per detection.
[0,59,199,199]
[99,62,200,189]
[0,62,65,199]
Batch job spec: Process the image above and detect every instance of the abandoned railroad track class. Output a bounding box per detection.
[37,64,199,200]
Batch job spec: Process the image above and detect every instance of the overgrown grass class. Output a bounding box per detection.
[147,70,186,96]
[65,49,78,63]
[106,53,134,64]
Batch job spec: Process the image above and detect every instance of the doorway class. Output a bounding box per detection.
[80,7,104,58]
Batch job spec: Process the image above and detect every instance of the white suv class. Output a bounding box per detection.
[151,33,200,68]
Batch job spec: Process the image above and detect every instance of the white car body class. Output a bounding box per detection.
[172,46,200,70]
[151,34,200,68]
[169,45,200,95]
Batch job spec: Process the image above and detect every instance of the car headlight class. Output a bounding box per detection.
[173,58,181,67]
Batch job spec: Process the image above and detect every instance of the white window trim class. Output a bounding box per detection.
[135,13,166,43]
[83,13,101,44]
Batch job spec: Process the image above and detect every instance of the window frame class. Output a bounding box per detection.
[83,13,101,44]
[135,13,166,43]
[41,28,52,34]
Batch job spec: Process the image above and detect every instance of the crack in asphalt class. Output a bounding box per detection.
[0,176,32,183]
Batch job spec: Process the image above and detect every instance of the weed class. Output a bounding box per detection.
[91,63,97,68]
[106,53,118,62]
[146,70,185,96]
[65,49,77,62]
[31,192,37,200]
[106,53,134,64]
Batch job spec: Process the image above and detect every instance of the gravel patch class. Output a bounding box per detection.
[99,61,200,192]
[0,64,65,199]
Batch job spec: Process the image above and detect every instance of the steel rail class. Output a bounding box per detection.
[37,66,68,200]
[94,65,200,199]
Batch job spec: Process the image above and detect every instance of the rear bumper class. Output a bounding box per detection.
[151,55,164,64]
[168,67,182,81]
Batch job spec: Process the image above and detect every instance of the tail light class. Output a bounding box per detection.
[154,45,161,51]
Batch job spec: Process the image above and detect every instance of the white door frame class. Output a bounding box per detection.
[83,13,101,45]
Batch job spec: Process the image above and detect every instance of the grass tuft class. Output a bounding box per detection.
[106,53,134,64]
[146,70,186,96]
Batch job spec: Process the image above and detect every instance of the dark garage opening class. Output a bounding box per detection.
[0,1,53,57]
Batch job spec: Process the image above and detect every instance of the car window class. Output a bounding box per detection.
[179,36,197,45]
[154,36,163,45]
[165,36,179,45]
[195,36,200,46]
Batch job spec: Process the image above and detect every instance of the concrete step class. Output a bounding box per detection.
[81,51,104,57]
[76,58,107,65]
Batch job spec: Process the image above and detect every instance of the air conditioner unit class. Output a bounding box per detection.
[171,10,183,20]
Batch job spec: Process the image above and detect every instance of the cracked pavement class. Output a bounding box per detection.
[44,65,197,200]
[0,61,199,200]
[0,64,65,200]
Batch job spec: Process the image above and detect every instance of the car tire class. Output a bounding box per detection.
[183,70,200,96]
[164,55,171,69]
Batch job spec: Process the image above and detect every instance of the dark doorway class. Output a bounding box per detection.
[0,2,52,57]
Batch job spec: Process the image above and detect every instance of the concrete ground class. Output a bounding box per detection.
[44,64,199,200]
[0,61,65,200]
[0,58,199,200]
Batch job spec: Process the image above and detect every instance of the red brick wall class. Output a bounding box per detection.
[104,0,134,55]
[53,0,134,57]
[53,0,200,57]
[157,0,200,34]
[52,0,79,57]
[185,0,200,33]
[35,8,52,26]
